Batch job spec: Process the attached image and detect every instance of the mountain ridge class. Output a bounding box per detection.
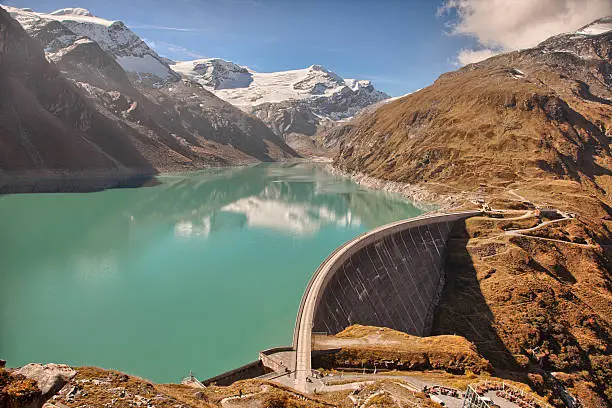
[0,5,299,192]
[4,6,179,84]
[329,19,612,406]
[6,5,388,153]
[172,57,390,147]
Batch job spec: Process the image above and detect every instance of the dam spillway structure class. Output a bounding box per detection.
[291,211,481,391]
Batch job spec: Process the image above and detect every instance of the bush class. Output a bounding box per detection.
[3,378,41,402]
[0,369,11,389]
[263,392,291,408]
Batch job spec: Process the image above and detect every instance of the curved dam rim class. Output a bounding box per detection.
[291,210,482,389]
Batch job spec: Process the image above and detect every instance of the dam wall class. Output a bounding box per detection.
[292,211,481,390]
[311,212,480,336]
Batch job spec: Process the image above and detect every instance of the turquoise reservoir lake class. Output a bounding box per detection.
[0,163,423,382]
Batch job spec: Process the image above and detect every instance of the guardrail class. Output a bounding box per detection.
[465,380,552,408]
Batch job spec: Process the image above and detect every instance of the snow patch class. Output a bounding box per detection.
[575,21,612,36]
[50,8,95,17]
[48,8,115,27]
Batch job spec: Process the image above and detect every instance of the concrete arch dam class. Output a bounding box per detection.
[292,211,481,390]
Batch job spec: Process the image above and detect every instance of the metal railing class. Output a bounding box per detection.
[463,385,492,408]
[463,380,552,408]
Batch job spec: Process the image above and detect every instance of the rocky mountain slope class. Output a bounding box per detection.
[0,6,156,193]
[8,7,178,85]
[1,6,298,191]
[334,27,611,195]
[4,5,386,160]
[331,19,612,406]
[172,59,389,148]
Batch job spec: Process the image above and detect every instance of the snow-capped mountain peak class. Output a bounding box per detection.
[173,58,387,108]
[172,58,252,90]
[172,57,389,141]
[5,6,178,82]
[4,4,389,146]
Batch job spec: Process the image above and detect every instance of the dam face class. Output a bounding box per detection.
[313,218,456,336]
[204,212,481,390]
[293,211,481,391]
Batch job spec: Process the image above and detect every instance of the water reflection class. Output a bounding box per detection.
[0,163,424,383]
[0,164,423,282]
[141,163,420,238]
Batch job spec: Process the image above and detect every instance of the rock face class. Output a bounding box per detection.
[172,59,389,146]
[15,364,76,400]
[1,6,298,190]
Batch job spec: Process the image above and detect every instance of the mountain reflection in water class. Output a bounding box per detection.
[0,163,424,383]
[138,163,421,237]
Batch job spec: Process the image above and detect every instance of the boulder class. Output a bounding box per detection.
[15,364,76,400]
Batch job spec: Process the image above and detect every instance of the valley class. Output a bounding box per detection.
[0,3,611,408]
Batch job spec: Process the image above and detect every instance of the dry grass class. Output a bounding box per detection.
[433,214,611,406]
[313,325,491,374]
[330,35,612,405]
[0,368,42,406]
[46,367,339,408]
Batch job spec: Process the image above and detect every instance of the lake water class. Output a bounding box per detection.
[0,163,423,382]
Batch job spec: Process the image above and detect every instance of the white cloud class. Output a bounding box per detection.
[439,0,612,65]
[143,38,205,60]
[128,24,208,33]
[456,48,499,65]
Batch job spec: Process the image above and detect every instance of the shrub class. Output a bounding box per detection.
[3,378,41,403]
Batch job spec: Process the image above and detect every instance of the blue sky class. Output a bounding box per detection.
[2,0,476,96]
[5,0,609,96]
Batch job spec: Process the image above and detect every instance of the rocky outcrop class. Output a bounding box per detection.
[0,363,75,408]
[15,364,76,401]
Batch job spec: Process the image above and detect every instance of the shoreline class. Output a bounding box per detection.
[1,160,474,214]
[324,164,474,212]
[0,170,157,195]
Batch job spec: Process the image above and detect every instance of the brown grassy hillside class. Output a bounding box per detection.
[334,32,611,201]
[312,325,492,374]
[333,28,611,407]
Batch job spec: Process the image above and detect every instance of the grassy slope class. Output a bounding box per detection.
[332,31,611,406]
[313,325,491,374]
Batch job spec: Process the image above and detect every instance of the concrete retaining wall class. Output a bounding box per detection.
[202,360,267,386]
[260,347,294,372]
